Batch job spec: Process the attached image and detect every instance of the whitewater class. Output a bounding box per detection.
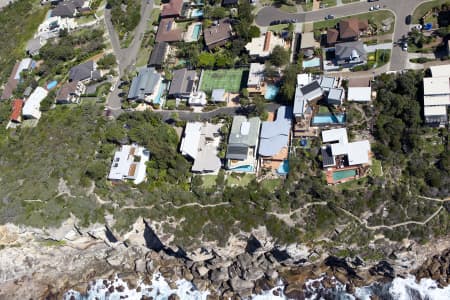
[64,273,450,300]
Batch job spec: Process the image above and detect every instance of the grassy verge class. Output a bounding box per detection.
[0,0,48,85]
[412,0,450,23]
[278,4,297,13]
[268,23,289,33]
[342,0,359,3]
[314,10,396,35]
[301,2,313,11]
[321,0,337,8]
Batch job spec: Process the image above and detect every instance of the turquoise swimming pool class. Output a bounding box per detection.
[333,169,356,181]
[265,84,279,100]
[277,160,289,175]
[231,165,254,172]
[303,57,321,68]
[153,82,166,105]
[192,24,201,40]
[191,9,203,18]
[312,113,346,125]
[47,80,58,90]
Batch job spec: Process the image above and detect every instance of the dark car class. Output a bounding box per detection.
[280,19,290,24]
[270,20,281,26]
[325,14,335,20]
[405,15,411,25]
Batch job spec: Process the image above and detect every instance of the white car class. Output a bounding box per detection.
[402,43,408,51]
[374,4,380,10]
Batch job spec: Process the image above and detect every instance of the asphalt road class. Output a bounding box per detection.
[255,0,427,71]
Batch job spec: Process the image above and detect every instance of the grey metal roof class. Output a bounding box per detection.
[69,61,95,82]
[26,38,42,55]
[259,106,292,156]
[211,89,225,101]
[168,68,197,96]
[320,76,336,91]
[327,88,343,103]
[293,80,322,116]
[148,42,168,67]
[226,144,248,160]
[128,67,161,100]
[335,41,366,63]
[228,116,261,147]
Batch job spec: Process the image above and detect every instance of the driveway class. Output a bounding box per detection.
[255,0,427,71]
[364,42,392,53]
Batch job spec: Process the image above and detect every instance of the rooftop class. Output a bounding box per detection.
[423,77,450,96]
[339,18,368,40]
[161,0,184,17]
[211,89,226,102]
[429,64,450,78]
[128,67,161,100]
[245,31,285,57]
[204,19,233,47]
[335,41,367,63]
[108,144,149,184]
[69,60,95,82]
[10,99,24,122]
[22,87,48,119]
[155,18,183,42]
[169,68,197,96]
[322,128,371,166]
[300,32,315,49]
[247,63,265,87]
[228,115,261,147]
[322,128,348,144]
[347,87,371,102]
[424,105,447,116]
[259,106,292,157]
[148,42,168,67]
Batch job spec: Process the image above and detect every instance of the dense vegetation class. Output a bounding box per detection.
[107,0,142,40]
[0,0,48,85]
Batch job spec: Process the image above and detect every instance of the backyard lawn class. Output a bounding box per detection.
[226,173,255,187]
[314,10,396,35]
[412,0,450,23]
[199,175,217,189]
[371,159,383,177]
[199,69,246,93]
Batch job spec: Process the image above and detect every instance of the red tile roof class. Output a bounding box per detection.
[161,0,183,17]
[10,98,23,122]
[155,18,183,42]
[327,28,339,45]
[339,18,367,40]
[1,62,20,100]
[263,31,271,52]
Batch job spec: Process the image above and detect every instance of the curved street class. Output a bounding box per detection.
[256,0,427,71]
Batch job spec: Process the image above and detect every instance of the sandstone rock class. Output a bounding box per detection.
[210,268,229,283]
[284,283,305,300]
[334,271,349,284]
[197,265,209,277]
[230,277,254,292]
[135,258,147,273]
[243,266,264,281]
[237,252,253,269]
[193,278,209,291]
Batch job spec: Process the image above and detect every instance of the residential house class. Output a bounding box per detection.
[68,60,101,83]
[258,106,292,175]
[108,144,150,185]
[155,18,184,42]
[180,122,222,174]
[26,37,45,56]
[247,63,265,95]
[226,116,261,173]
[56,81,86,104]
[168,68,197,98]
[293,74,320,137]
[204,19,233,49]
[127,67,162,103]
[335,41,366,67]
[161,0,184,18]
[423,64,450,125]
[51,0,90,18]
[245,31,285,58]
[326,88,344,106]
[188,91,207,105]
[22,87,48,120]
[321,128,371,184]
[1,58,35,100]
[148,42,169,69]
[36,16,77,40]
[327,18,368,46]
[10,99,24,123]
[347,77,372,102]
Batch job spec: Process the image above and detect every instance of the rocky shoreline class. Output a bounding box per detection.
[0,217,449,299]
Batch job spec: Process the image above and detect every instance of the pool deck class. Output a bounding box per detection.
[184,22,202,43]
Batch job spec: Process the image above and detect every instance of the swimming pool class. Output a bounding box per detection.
[265,84,279,100]
[47,80,58,90]
[191,9,203,18]
[333,169,356,181]
[230,165,254,172]
[312,113,346,125]
[153,82,166,105]
[191,24,201,40]
[277,160,289,175]
[303,57,321,68]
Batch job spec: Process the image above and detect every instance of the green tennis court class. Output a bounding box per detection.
[199,69,246,93]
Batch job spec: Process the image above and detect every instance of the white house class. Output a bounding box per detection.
[22,87,48,120]
[108,144,150,184]
[188,91,207,106]
[423,64,450,125]
[180,122,222,174]
[37,16,77,40]
[245,31,285,58]
[347,87,372,102]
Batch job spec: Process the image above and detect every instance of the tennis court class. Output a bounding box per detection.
[199,69,246,93]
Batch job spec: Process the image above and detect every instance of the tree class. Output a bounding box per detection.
[97,54,117,69]
[279,63,301,102]
[214,51,234,68]
[197,52,215,68]
[248,26,261,38]
[269,45,290,67]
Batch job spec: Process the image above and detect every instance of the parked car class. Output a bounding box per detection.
[319,3,326,8]
[405,15,411,25]
[325,14,335,20]
[270,20,281,25]
[280,19,290,24]
[368,0,379,2]
[369,6,374,11]
[402,43,408,51]
[374,4,380,10]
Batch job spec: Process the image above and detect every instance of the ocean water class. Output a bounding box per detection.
[64,274,450,300]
